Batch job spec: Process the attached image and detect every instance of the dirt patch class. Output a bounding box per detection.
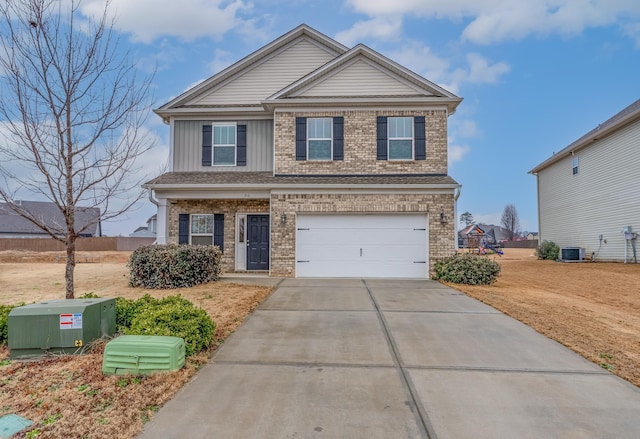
[449,248,640,387]
[0,254,273,438]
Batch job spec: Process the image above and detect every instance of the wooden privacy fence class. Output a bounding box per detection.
[0,237,155,252]
[501,239,539,249]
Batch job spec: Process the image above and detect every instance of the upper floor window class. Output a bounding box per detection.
[202,123,246,167]
[307,118,332,160]
[388,117,413,160]
[213,124,236,166]
[572,156,578,175]
[377,116,426,161]
[296,117,343,161]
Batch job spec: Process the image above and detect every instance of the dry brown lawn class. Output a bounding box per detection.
[449,248,640,388]
[0,251,273,439]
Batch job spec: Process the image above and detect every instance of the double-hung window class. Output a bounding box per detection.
[307,118,332,160]
[388,117,413,160]
[213,124,236,166]
[572,156,579,175]
[190,214,214,245]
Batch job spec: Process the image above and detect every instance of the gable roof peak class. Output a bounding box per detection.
[155,24,348,117]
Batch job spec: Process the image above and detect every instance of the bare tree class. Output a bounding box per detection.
[0,0,155,298]
[459,211,474,228]
[500,203,521,241]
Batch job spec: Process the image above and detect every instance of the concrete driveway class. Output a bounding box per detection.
[139,279,640,438]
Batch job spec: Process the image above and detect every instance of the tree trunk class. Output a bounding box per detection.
[65,236,76,299]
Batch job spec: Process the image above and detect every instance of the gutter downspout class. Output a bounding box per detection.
[147,189,163,244]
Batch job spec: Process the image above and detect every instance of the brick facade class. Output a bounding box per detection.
[168,199,269,272]
[274,109,448,175]
[270,192,455,277]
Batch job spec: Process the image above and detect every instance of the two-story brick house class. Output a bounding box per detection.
[147,24,462,278]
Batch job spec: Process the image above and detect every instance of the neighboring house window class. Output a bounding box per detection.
[202,123,246,167]
[178,213,224,251]
[376,116,426,161]
[388,117,413,160]
[296,117,344,161]
[307,118,332,160]
[572,156,579,175]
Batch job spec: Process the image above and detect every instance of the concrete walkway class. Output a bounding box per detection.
[139,279,640,438]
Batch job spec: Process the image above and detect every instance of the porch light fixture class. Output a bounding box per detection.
[280,212,287,224]
[440,210,447,224]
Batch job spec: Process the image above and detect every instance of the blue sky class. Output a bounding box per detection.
[64,1,640,234]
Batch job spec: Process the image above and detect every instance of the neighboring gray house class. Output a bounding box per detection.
[146,24,462,278]
[0,201,102,238]
[529,98,640,262]
[130,214,157,237]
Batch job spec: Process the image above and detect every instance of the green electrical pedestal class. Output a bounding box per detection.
[8,298,116,359]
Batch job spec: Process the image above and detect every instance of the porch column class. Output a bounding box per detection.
[156,197,168,244]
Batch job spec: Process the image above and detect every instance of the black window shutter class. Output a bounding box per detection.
[414,116,426,160]
[202,125,212,166]
[214,214,224,252]
[295,117,307,160]
[376,116,388,160]
[236,124,247,166]
[332,117,344,160]
[178,214,190,244]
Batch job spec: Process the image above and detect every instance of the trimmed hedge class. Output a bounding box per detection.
[123,295,215,356]
[537,240,560,261]
[128,244,222,289]
[433,253,501,285]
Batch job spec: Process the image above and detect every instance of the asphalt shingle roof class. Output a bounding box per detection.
[0,201,101,236]
[144,172,459,187]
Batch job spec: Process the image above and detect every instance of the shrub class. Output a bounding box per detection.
[128,244,222,289]
[433,253,501,285]
[537,240,560,260]
[0,303,24,345]
[125,295,215,356]
[115,295,159,332]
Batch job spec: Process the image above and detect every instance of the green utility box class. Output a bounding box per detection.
[8,298,116,359]
[102,335,185,375]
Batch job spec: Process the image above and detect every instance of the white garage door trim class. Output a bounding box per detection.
[295,213,428,278]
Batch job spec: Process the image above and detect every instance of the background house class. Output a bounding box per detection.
[146,24,462,278]
[530,98,640,262]
[129,214,157,238]
[0,200,101,238]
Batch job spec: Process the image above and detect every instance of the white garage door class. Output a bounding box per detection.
[296,214,428,278]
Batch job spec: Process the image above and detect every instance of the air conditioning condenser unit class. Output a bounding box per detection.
[561,247,585,261]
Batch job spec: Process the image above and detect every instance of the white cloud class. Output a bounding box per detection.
[389,42,510,93]
[450,119,480,138]
[208,48,234,74]
[448,144,470,163]
[80,0,249,43]
[335,16,403,46]
[345,0,640,45]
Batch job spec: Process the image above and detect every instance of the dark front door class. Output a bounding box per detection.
[247,215,269,270]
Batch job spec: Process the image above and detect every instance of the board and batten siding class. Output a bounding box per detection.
[189,38,336,106]
[173,120,273,172]
[537,119,640,261]
[295,59,424,97]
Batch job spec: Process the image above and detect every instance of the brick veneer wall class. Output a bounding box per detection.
[168,199,269,272]
[274,109,448,175]
[270,192,456,277]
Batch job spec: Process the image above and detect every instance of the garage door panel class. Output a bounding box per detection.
[296,214,428,278]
